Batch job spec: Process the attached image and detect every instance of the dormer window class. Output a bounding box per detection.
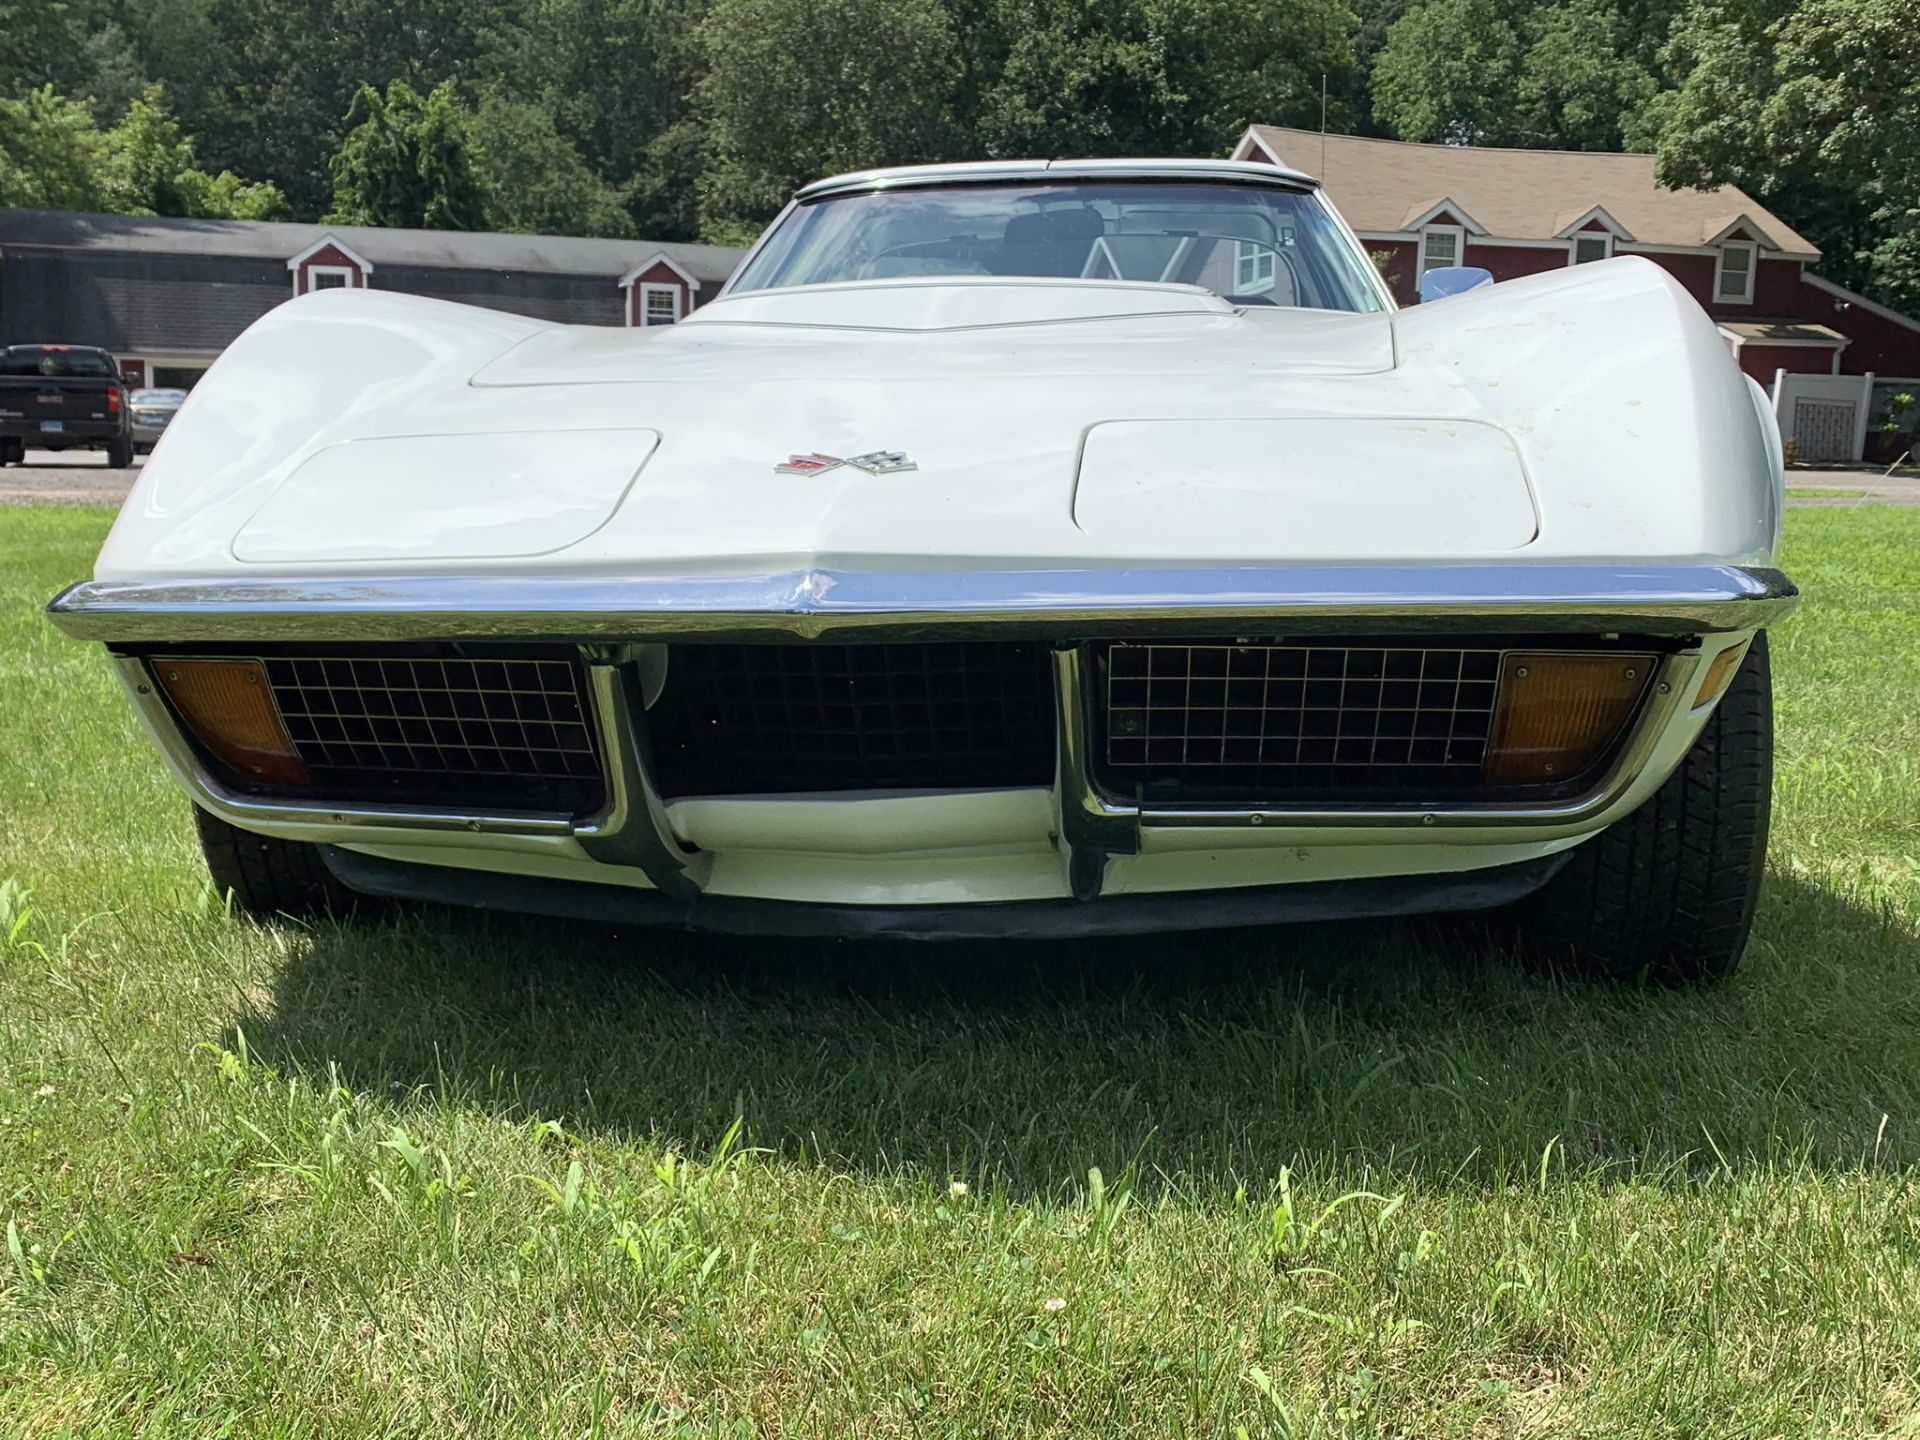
[1571,234,1612,265]
[1715,240,1757,304]
[1419,225,1464,279]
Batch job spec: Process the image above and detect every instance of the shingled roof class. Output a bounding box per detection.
[0,209,743,286]
[1235,127,1819,259]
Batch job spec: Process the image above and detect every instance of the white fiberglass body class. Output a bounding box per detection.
[50,160,1793,932]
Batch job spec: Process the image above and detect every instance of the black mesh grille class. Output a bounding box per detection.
[1096,640,1508,803]
[648,642,1056,796]
[260,652,604,811]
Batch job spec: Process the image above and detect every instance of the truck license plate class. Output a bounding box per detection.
[40,420,65,434]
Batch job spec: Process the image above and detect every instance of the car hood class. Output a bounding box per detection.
[96,262,1782,582]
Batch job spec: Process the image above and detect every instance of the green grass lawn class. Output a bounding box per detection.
[1785,486,1872,499]
[3,506,1919,1438]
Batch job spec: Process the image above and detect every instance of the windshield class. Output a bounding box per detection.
[732,181,1386,313]
[131,389,188,406]
[0,346,119,378]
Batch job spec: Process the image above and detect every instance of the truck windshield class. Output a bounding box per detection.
[0,346,119,378]
[731,181,1386,313]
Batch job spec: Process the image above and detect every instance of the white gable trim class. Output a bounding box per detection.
[1554,205,1635,242]
[1705,216,1785,253]
[1358,230,1573,250]
[618,251,702,292]
[1232,127,1288,167]
[1405,198,1488,236]
[284,234,375,273]
[1803,273,1920,336]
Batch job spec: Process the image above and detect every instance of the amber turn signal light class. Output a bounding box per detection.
[1692,640,1750,710]
[150,658,310,786]
[1483,652,1655,786]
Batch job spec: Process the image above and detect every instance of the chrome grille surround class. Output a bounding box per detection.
[162,649,607,812]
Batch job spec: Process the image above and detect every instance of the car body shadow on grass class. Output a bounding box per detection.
[238,868,1920,1197]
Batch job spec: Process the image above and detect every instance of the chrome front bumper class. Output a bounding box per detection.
[62,561,1795,905]
[47,562,1797,642]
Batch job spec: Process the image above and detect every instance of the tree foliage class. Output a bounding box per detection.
[695,0,963,231]
[1373,0,1658,149]
[2,0,1916,312]
[326,80,488,229]
[0,82,284,217]
[1654,0,1920,312]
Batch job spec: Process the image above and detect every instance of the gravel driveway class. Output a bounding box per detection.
[0,450,145,506]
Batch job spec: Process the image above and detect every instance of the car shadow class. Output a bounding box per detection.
[245,869,1919,1195]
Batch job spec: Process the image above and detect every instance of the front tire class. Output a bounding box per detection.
[193,807,360,919]
[1511,632,1773,984]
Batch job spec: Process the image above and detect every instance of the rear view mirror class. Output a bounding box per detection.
[1418,266,1494,303]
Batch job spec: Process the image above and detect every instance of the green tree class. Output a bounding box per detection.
[1374,0,1656,149]
[695,0,963,235]
[979,0,1357,159]
[79,20,151,121]
[1655,0,1918,311]
[479,0,712,239]
[326,79,488,229]
[99,85,286,217]
[0,82,284,217]
[0,0,103,100]
[0,86,108,210]
[149,0,515,220]
[468,91,637,236]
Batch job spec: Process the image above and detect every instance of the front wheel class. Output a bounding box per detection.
[193,807,361,918]
[1510,632,1773,984]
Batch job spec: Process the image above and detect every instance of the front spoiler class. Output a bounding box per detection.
[321,845,1571,940]
[46,562,1797,642]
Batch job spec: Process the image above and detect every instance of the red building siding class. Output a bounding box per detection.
[1368,239,1418,304]
[1738,344,1836,380]
[292,242,369,295]
[624,260,694,325]
[1463,242,1570,284]
[1814,293,1920,378]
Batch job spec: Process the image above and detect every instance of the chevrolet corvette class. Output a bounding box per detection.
[46,158,1797,980]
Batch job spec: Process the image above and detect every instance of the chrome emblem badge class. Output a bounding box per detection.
[775,450,917,476]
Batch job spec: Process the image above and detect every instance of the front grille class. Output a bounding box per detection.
[259,651,604,811]
[648,641,1056,796]
[1096,640,1512,803]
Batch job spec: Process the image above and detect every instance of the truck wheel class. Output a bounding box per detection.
[106,437,134,468]
[0,438,22,466]
[1510,632,1772,984]
[193,807,364,919]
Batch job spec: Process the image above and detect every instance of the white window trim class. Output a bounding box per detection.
[638,282,682,326]
[1418,224,1467,279]
[1569,233,1614,266]
[1233,239,1277,294]
[304,264,358,295]
[1715,240,1759,305]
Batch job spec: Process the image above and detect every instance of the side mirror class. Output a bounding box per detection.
[1418,266,1494,303]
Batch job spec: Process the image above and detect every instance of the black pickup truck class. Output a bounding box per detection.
[0,344,135,468]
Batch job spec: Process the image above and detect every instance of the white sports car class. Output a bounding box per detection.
[47,159,1796,980]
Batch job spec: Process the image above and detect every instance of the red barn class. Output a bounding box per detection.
[1234,126,1920,462]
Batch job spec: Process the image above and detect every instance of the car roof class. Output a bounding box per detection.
[794,158,1320,201]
